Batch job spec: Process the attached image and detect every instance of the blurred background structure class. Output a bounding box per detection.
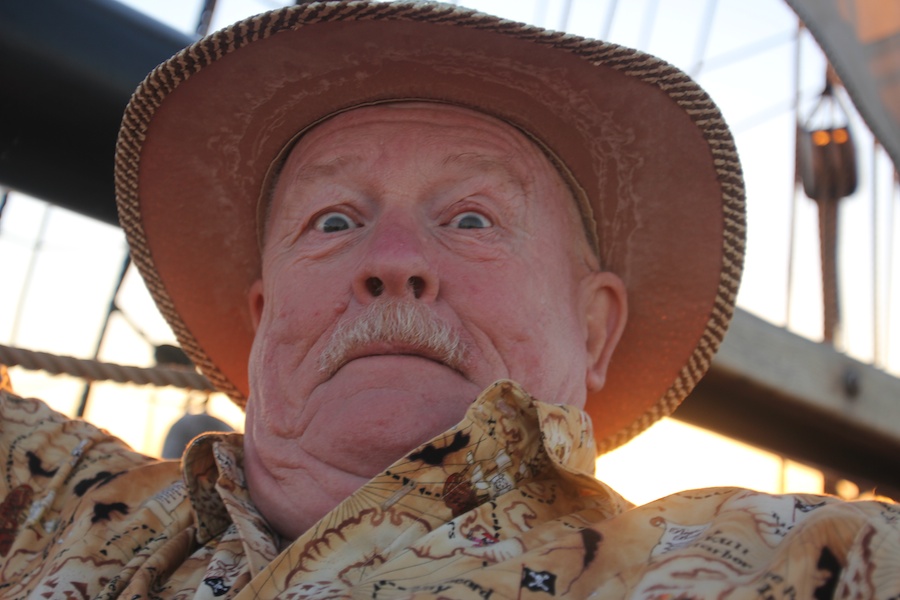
[1,0,898,504]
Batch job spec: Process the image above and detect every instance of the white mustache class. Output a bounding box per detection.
[318,300,466,376]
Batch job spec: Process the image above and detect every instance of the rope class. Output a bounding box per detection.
[0,344,215,391]
[817,196,841,344]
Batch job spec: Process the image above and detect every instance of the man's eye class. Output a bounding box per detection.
[313,212,359,233]
[449,211,492,229]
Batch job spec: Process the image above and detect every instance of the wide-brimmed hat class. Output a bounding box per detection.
[116,0,745,454]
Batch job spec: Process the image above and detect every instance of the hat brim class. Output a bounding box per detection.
[116,1,745,453]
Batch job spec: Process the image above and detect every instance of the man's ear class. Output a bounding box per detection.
[581,271,628,392]
[248,279,265,332]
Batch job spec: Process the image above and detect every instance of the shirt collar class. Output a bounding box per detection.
[180,380,622,546]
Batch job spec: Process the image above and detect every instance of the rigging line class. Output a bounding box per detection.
[112,297,156,345]
[195,0,219,37]
[600,0,619,40]
[689,0,719,77]
[873,138,881,367]
[731,78,844,135]
[9,203,52,345]
[887,169,898,371]
[76,252,132,417]
[731,98,794,134]
[784,171,803,329]
[818,187,841,345]
[732,82,833,134]
[637,0,660,50]
[786,20,804,330]
[698,30,795,75]
[534,0,550,30]
[558,0,574,31]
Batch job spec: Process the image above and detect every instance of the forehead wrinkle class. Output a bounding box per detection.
[440,152,531,195]
[263,154,360,248]
[285,155,358,188]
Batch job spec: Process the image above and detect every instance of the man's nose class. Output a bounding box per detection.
[353,219,438,303]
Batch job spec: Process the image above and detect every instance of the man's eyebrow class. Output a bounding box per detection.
[440,152,530,190]
[261,155,356,242]
[442,152,519,174]
[287,155,358,185]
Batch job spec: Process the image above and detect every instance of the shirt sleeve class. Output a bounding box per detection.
[0,390,188,596]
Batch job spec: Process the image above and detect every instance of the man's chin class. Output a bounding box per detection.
[301,359,481,476]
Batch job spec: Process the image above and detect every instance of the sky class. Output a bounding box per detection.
[1,0,897,503]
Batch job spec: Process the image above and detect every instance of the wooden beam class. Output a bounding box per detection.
[676,309,900,497]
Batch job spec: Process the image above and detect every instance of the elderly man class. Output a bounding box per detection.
[1,1,898,598]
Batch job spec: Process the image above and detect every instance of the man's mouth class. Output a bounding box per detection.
[336,344,458,373]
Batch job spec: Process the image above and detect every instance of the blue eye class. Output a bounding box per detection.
[450,211,492,229]
[314,212,359,233]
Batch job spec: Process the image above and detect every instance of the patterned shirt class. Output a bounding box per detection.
[0,366,11,394]
[1,381,898,598]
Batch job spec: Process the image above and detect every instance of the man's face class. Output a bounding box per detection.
[245,103,623,486]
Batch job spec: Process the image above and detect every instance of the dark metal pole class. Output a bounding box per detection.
[0,190,9,223]
[75,251,132,417]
